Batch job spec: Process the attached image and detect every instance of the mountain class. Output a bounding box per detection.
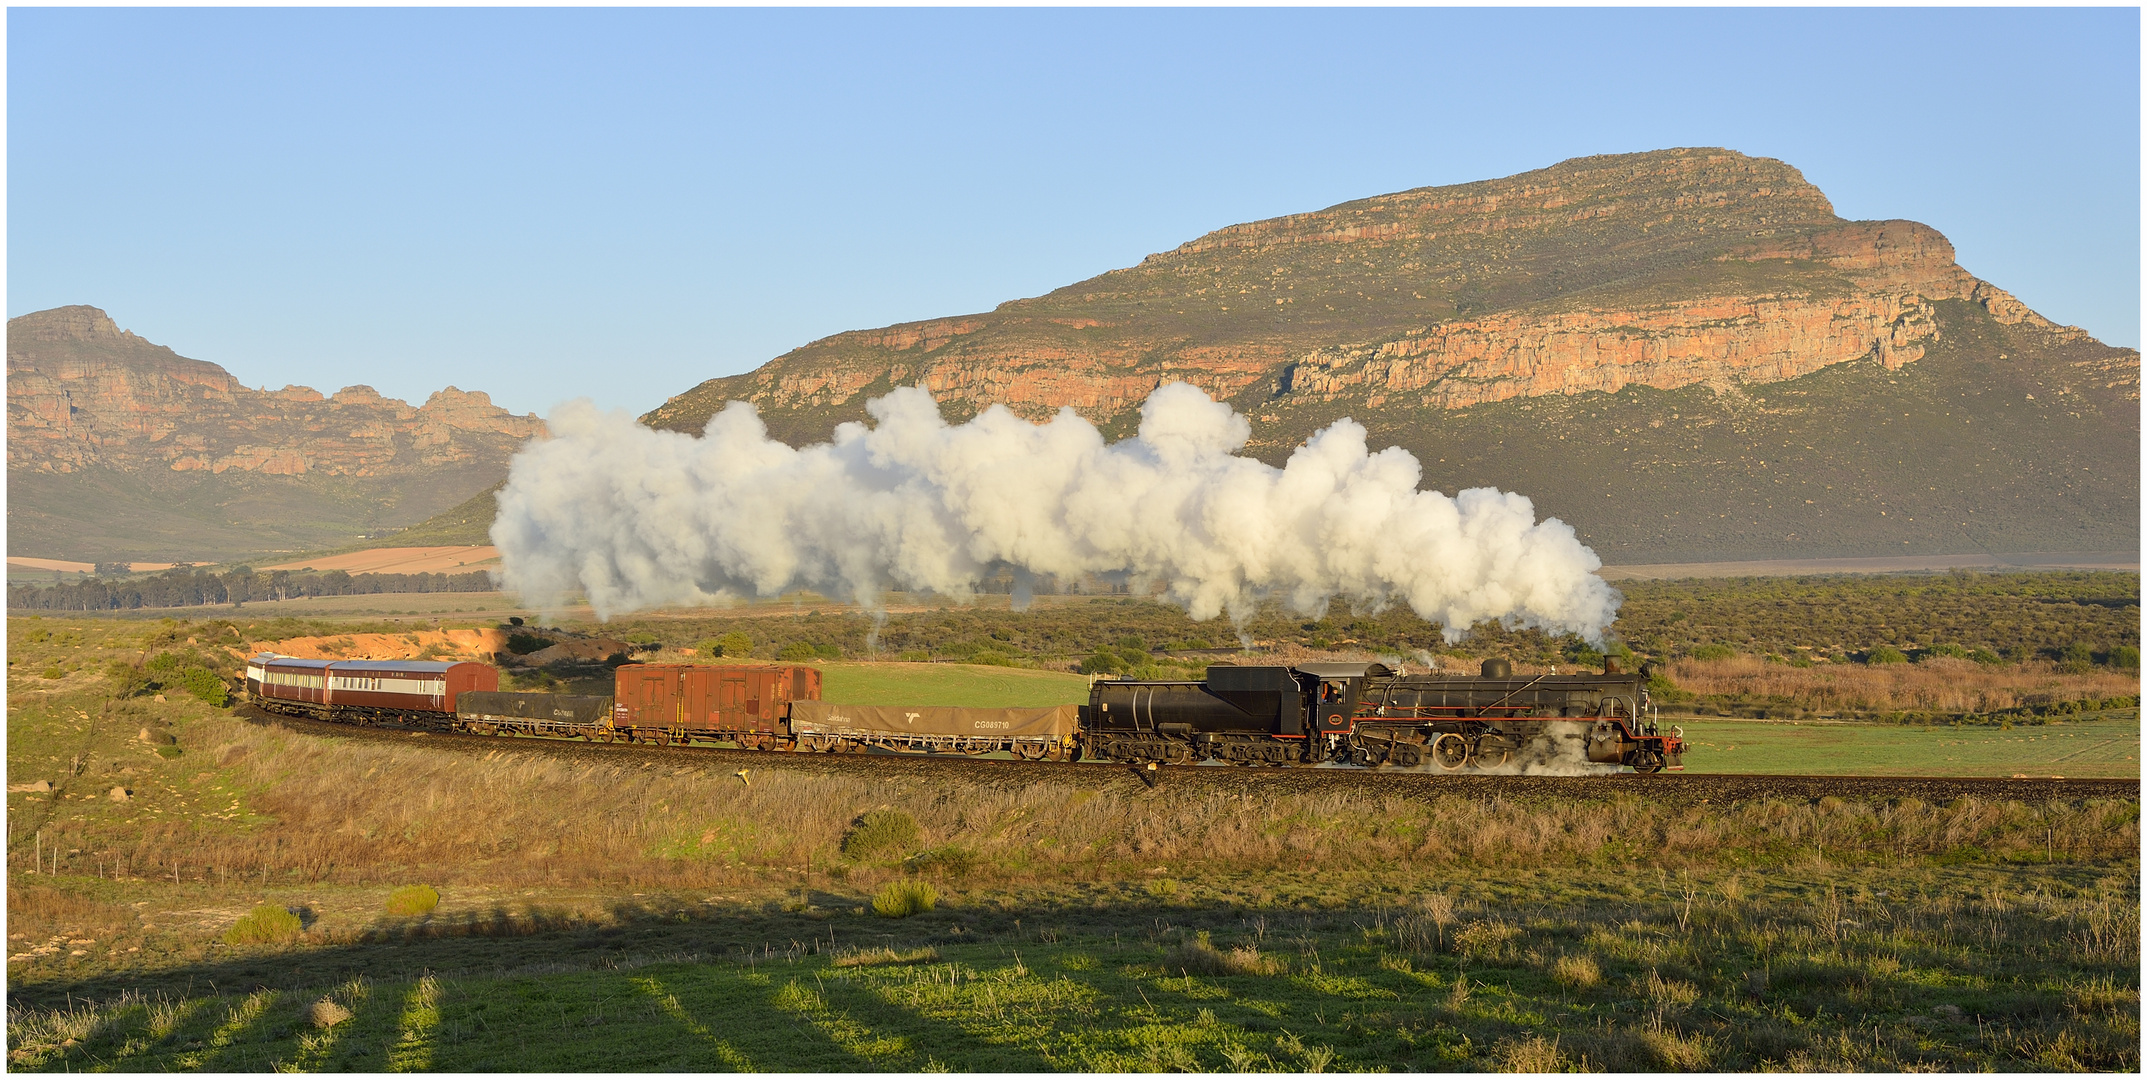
[7,306,543,563]
[644,148,2138,562]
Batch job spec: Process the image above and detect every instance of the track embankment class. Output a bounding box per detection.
[235,707,2136,804]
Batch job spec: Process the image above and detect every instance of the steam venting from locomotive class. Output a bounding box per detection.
[491,383,1621,640]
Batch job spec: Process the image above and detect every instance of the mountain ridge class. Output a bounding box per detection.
[636,147,2136,563]
[6,306,544,562]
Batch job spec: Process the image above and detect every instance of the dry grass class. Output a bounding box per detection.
[1667,656,2138,716]
[1552,953,1602,989]
[830,945,940,968]
[1169,932,1287,977]
[1495,1034,1568,1072]
[59,712,2138,897]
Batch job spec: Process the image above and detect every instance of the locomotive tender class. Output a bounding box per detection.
[245,653,1681,772]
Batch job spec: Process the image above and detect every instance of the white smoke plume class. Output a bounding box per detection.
[491,383,1621,640]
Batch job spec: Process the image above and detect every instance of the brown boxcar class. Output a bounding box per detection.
[610,664,822,747]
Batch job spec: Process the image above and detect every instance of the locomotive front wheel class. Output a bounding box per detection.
[1431,733,1472,771]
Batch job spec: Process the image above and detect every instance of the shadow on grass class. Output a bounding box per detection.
[9,877,2141,1072]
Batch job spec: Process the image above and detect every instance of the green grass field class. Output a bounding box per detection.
[1676,713,2140,778]
[819,662,1091,708]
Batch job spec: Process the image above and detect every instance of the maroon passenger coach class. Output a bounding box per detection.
[245,654,499,724]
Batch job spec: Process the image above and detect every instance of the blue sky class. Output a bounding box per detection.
[9,7,2139,418]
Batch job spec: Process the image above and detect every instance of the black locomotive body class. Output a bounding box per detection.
[1081,661,1683,773]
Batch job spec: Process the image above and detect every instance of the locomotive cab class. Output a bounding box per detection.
[1293,662,1382,738]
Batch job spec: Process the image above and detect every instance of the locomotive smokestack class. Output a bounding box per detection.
[492,383,1622,641]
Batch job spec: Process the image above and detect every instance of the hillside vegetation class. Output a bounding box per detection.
[641,149,2137,562]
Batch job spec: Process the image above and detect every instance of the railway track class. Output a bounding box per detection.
[237,706,2138,804]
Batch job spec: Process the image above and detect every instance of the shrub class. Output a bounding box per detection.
[969,647,1015,667]
[1689,644,1736,661]
[506,633,554,655]
[776,642,818,662]
[175,667,228,707]
[2110,645,2141,670]
[897,649,930,662]
[224,904,302,945]
[871,880,938,918]
[385,884,440,916]
[106,660,151,696]
[1079,651,1126,675]
[717,631,754,657]
[1865,646,1909,665]
[842,809,920,861]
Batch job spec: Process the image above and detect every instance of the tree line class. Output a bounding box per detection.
[6,566,495,612]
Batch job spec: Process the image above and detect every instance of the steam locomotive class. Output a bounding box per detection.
[1082,660,1682,773]
[245,653,1681,773]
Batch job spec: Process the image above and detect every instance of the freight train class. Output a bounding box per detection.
[244,653,1682,772]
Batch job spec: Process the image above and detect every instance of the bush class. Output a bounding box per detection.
[506,633,554,655]
[106,660,151,696]
[842,809,920,861]
[385,884,440,916]
[175,667,228,707]
[1079,651,1126,675]
[1865,646,1909,665]
[224,904,303,945]
[2110,645,2141,670]
[968,647,1016,667]
[872,880,939,918]
[718,631,754,657]
[776,642,819,662]
[1689,644,1736,662]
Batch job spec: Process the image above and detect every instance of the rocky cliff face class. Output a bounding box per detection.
[6,307,546,562]
[645,149,2105,439]
[7,306,543,477]
[640,148,2136,562]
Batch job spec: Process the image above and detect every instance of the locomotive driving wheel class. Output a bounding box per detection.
[1430,732,1472,771]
